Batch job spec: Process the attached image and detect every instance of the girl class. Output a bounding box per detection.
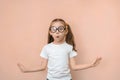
[17,18,102,80]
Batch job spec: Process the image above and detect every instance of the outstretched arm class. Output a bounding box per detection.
[70,57,102,71]
[17,57,48,73]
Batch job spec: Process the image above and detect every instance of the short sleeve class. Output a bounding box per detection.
[69,50,77,58]
[40,46,48,59]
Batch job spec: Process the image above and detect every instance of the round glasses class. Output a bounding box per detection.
[49,26,66,33]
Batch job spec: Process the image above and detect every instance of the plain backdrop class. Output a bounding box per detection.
[0,0,120,80]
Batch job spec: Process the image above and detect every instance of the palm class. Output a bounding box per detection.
[92,57,102,67]
[17,63,25,72]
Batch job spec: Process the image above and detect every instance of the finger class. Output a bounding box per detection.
[95,59,101,66]
[97,57,102,60]
[93,59,101,66]
[95,57,102,63]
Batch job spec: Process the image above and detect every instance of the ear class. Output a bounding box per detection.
[49,31,53,35]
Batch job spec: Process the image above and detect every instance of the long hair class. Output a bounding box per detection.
[47,18,77,51]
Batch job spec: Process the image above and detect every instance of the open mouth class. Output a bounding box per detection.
[56,36,59,38]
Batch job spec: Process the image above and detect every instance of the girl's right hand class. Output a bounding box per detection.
[17,63,26,73]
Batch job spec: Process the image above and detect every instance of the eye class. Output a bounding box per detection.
[58,26,65,32]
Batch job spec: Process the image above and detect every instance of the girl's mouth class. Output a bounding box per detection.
[56,36,59,38]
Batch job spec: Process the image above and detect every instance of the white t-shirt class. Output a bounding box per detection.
[40,42,77,80]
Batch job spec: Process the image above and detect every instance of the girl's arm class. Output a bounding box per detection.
[17,57,48,73]
[70,57,102,71]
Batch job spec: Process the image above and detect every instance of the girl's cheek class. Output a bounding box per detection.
[61,34,66,37]
[60,33,65,36]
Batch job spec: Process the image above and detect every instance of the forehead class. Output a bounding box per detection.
[51,21,65,26]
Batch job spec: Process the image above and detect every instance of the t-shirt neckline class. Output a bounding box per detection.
[51,41,66,46]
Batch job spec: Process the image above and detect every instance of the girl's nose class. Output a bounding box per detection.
[55,30,59,34]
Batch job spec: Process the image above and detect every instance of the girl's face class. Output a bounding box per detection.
[49,21,68,43]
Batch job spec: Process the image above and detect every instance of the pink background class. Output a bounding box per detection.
[0,0,120,80]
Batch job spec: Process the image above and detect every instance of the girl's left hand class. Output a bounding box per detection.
[91,57,102,67]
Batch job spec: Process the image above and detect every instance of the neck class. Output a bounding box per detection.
[53,38,66,45]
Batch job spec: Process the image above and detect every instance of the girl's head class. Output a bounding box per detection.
[48,18,76,51]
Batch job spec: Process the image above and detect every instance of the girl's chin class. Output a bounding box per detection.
[54,39,61,42]
[54,39,65,43]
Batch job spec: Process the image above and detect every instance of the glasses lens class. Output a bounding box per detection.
[58,26,65,32]
[50,26,57,33]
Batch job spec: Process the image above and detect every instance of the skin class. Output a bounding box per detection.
[17,21,102,73]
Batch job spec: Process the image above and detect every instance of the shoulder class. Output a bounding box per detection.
[42,43,52,49]
[65,42,73,47]
[65,42,73,49]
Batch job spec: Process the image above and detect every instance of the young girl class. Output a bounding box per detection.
[17,18,102,80]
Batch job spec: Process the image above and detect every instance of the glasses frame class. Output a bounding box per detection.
[49,26,66,33]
